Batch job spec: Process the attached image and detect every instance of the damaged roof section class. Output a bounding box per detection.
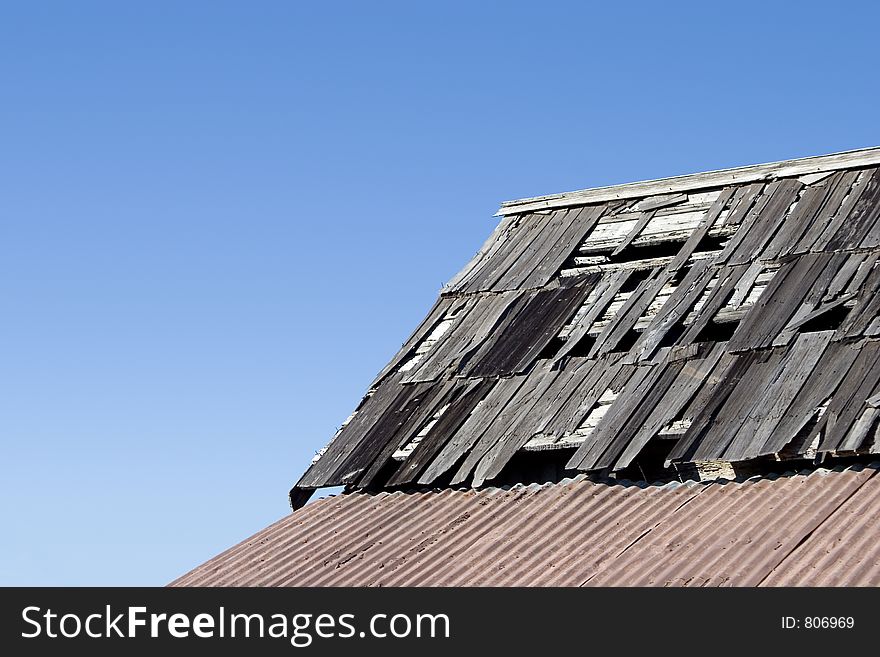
[175,463,880,587]
[297,148,880,494]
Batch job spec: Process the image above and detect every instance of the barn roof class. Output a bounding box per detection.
[294,146,880,497]
[175,147,880,587]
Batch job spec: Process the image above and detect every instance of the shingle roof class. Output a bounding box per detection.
[296,147,880,494]
[173,463,880,587]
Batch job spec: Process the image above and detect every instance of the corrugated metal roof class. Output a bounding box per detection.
[172,464,880,587]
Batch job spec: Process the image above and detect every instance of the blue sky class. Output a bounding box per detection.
[1,1,878,585]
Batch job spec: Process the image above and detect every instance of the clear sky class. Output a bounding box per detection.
[1,1,878,585]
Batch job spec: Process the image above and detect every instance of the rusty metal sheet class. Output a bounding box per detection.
[173,465,880,587]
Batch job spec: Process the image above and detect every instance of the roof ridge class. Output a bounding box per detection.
[497,145,880,216]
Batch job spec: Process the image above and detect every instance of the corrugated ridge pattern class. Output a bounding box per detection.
[172,465,880,587]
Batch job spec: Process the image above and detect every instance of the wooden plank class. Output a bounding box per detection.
[790,170,861,253]
[835,260,880,340]
[386,379,491,486]
[610,210,656,256]
[353,380,454,488]
[818,342,880,452]
[809,169,872,251]
[633,193,688,212]
[614,342,727,470]
[525,357,596,437]
[520,205,605,289]
[770,171,847,257]
[630,259,715,361]
[823,252,866,301]
[416,375,525,485]
[827,168,880,250]
[570,360,679,471]
[665,350,754,463]
[589,266,677,357]
[553,269,631,362]
[450,365,552,485]
[444,213,518,292]
[723,331,834,461]
[463,213,547,293]
[495,209,573,291]
[724,179,803,266]
[400,295,484,383]
[689,349,784,461]
[549,355,627,436]
[678,265,749,344]
[466,278,595,377]
[668,187,735,271]
[721,183,765,229]
[470,365,567,486]
[759,340,862,456]
[370,296,454,387]
[296,373,408,487]
[726,253,834,352]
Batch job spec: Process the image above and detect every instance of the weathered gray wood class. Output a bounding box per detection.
[521,205,606,289]
[417,375,525,485]
[835,260,880,340]
[470,364,567,485]
[354,379,455,488]
[630,259,715,361]
[611,210,656,256]
[470,212,553,292]
[496,209,573,291]
[633,193,688,212]
[386,379,490,486]
[818,342,880,452]
[370,297,454,387]
[665,350,751,463]
[725,179,803,266]
[726,253,835,352]
[809,169,872,251]
[451,365,551,485]
[827,168,880,251]
[444,213,518,292]
[614,342,727,470]
[724,331,834,461]
[297,372,408,487]
[552,269,631,362]
[550,355,628,437]
[668,187,735,271]
[465,279,595,377]
[573,360,681,471]
[678,265,749,344]
[589,266,677,357]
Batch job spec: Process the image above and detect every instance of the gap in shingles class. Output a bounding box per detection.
[537,336,566,360]
[619,267,652,293]
[797,304,852,333]
[694,319,739,343]
[606,239,686,264]
[690,232,728,256]
[610,327,642,353]
[611,438,679,483]
[657,321,687,349]
[565,333,596,357]
[489,447,579,488]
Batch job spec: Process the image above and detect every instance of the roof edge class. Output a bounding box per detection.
[496,145,880,216]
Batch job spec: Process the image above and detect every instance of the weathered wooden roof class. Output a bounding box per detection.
[296,147,880,494]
